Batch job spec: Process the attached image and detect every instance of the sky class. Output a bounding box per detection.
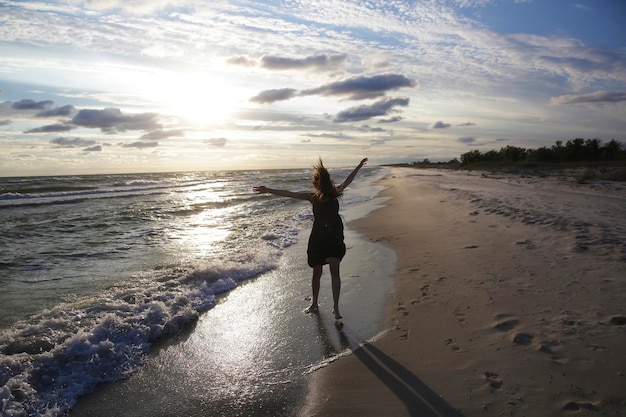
[1,0,625,176]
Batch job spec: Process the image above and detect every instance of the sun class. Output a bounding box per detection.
[150,71,243,126]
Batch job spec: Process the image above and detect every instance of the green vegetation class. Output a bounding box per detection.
[388,139,626,182]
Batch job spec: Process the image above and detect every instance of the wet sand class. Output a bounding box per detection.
[302,167,626,417]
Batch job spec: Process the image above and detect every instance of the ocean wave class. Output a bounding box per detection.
[0,256,277,417]
[0,167,384,416]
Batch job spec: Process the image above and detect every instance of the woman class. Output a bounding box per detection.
[254,157,368,319]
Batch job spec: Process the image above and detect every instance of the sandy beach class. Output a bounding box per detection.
[302,167,626,417]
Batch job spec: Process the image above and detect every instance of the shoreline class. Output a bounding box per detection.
[301,167,626,417]
[68,179,395,417]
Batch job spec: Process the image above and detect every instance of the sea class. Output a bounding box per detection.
[0,167,394,417]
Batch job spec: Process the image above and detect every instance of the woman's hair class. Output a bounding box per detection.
[312,158,341,200]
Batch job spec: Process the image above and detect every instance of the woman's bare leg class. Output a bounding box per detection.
[305,264,322,313]
[329,258,342,319]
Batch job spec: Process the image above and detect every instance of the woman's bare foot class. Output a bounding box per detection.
[332,307,342,320]
[304,304,319,314]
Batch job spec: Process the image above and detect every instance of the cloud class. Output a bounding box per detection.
[550,90,626,105]
[457,122,476,126]
[140,129,184,140]
[0,119,11,126]
[260,53,347,71]
[63,0,201,15]
[25,124,76,133]
[123,140,159,148]
[250,73,416,104]
[370,138,388,145]
[229,53,348,72]
[303,132,354,140]
[11,99,54,110]
[50,137,97,147]
[83,144,103,152]
[457,136,476,144]
[358,125,387,132]
[72,108,162,133]
[250,88,299,104]
[334,97,410,123]
[362,51,391,70]
[227,55,257,67]
[303,74,417,101]
[429,121,451,129]
[36,105,76,118]
[378,116,403,123]
[206,137,227,147]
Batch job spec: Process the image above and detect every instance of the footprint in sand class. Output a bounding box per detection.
[512,332,533,345]
[411,284,431,304]
[515,239,536,249]
[494,318,520,332]
[484,372,502,389]
[562,401,599,412]
[607,315,626,326]
[586,344,607,352]
[444,338,461,351]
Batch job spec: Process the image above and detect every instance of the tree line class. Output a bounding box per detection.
[457,138,624,166]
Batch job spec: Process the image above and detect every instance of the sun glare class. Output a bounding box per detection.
[150,71,243,126]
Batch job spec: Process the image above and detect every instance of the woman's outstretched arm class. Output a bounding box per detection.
[253,186,311,201]
[337,158,368,193]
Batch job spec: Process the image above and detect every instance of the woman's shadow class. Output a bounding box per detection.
[315,316,465,417]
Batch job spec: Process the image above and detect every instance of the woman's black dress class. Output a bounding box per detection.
[307,197,346,267]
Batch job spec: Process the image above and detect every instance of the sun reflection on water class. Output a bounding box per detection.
[172,187,236,260]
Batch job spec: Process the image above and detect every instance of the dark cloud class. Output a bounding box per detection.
[140,129,184,140]
[206,138,227,147]
[250,88,299,104]
[250,73,416,104]
[550,90,626,105]
[260,54,347,71]
[378,116,403,123]
[83,145,103,152]
[25,124,75,133]
[36,105,76,118]
[72,108,162,133]
[303,74,416,100]
[457,122,476,126]
[50,137,97,147]
[358,125,387,132]
[123,141,159,148]
[12,99,54,110]
[429,121,451,129]
[457,136,476,144]
[0,119,11,126]
[334,97,410,123]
